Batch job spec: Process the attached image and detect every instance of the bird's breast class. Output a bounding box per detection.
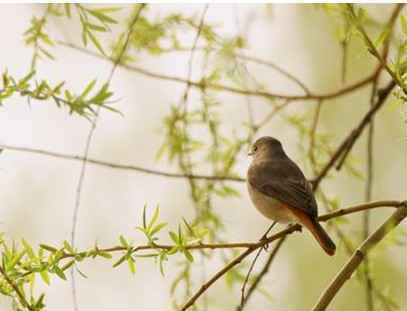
[247,182,297,224]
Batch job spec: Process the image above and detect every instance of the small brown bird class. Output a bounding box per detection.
[247,136,336,256]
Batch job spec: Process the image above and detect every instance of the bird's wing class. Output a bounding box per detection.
[248,159,318,218]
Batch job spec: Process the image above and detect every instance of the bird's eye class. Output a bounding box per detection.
[253,146,258,152]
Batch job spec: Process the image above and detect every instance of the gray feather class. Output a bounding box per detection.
[248,158,318,218]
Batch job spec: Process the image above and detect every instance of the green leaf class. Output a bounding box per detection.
[54,266,67,280]
[21,239,35,260]
[155,143,167,161]
[150,222,167,236]
[374,28,389,49]
[147,207,160,232]
[86,23,107,32]
[113,255,127,268]
[98,252,112,259]
[76,267,88,279]
[169,231,179,244]
[79,79,96,100]
[81,28,88,46]
[167,247,177,255]
[8,250,26,269]
[119,235,129,248]
[34,293,46,309]
[40,244,57,253]
[183,250,194,262]
[87,9,117,24]
[92,7,122,13]
[63,240,75,254]
[182,218,194,236]
[18,71,35,88]
[127,257,136,274]
[62,260,75,271]
[142,204,147,229]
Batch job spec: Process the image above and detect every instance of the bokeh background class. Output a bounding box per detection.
[0,3,406,311]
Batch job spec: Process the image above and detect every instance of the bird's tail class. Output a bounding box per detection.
[303,217,336,256]
[287,206,336,256]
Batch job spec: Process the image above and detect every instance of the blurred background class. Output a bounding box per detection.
[0,3,406,311]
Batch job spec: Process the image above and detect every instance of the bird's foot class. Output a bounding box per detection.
[287,223,302,232]
[259,221,277,251]
[260,233,270,251]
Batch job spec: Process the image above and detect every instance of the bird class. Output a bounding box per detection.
[247,136,336,256]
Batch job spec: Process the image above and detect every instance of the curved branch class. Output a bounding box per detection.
[0,143,245,182]
[58,41,377,102]
[238,236,286,310]
[180,200,404,310]
[313,203,407,311]
[312,79,396,190]
[21,201,401,258]
[16,200,405,292]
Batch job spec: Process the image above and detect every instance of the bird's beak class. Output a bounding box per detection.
[248,151,254,156]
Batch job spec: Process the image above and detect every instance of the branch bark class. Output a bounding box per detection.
[312,79,396,190]
[180,200,404,310]
[312,203,407,311]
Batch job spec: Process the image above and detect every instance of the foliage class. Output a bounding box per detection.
[1,3,407,311]
[0,71,115,118]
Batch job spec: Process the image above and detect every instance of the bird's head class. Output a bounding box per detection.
[248,136,285,160]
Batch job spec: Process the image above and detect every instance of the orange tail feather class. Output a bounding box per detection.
[290,208,336,256]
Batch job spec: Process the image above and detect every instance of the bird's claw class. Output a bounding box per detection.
[260,234,270,251]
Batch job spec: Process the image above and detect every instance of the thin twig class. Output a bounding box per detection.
[234,6,256,142]
[341,39,348,85]
[309,99,323,170]
[312,203,407,311]
[24,201,406,260]
[312,79,396,190]
[238,236,286,310]
[238,221,277,307]
[30,5,50,71]
[255,99,292,131]
[347,4,406,95]
[0,143,245,182]
[110,41,312,94]
[239,248,263,307]
[235,52,311,95]
[16,200,405,284]
[176,4,209,205]
[363,75,378,311]
[360,5,405,307]
[69,5,146,311]
[180,200,404,310]
[329,3,404,174]
[58,40,378,102]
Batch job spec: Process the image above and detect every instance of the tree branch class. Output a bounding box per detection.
[180,200,404,310]
[0,143,245,182]
[363,75,378,311]
[238,236,286,310]
[312,203,407,311]
[346,4,406,95]
[58,40,377,102]
[312,79,396,190]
